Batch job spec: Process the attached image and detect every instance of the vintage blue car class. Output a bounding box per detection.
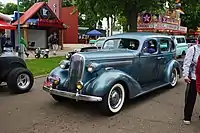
[43,32,182,115]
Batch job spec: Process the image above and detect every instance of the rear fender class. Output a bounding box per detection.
[164,59,182,83]
[84,70,142,99]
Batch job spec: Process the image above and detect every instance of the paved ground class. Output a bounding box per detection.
[1,78,200,133]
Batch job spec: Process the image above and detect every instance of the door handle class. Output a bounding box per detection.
[157,57,164,60]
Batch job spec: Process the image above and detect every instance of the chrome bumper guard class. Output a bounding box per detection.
[43,86,102,102]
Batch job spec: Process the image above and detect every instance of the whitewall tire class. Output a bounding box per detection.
[169,68,178,88]
[100,83,125,115]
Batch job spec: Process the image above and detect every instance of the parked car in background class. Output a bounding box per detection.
[93,37,106,47]
[65,37,106,60]
[186,38,198,47]
[172,35,188,57]
[43,32,182,115]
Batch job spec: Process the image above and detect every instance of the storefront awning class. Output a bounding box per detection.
[0,20,16,30]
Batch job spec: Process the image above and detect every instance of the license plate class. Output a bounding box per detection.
[43,81,52,87]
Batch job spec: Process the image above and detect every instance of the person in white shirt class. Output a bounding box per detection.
[182,43,200,125]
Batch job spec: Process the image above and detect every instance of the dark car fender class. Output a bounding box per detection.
[84,69,142,99]
[164,59,182,83]
[0,57,27,80]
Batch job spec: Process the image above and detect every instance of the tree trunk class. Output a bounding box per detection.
[124,4,138,32]
[106,16,110,36]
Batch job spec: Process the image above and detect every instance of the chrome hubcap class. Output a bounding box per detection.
[171,70,177,86]
[17,74,30,90]
[109,88,122,109]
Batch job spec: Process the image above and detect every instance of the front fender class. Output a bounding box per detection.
[164,59,182,83]
[49,67,69,87]
[84,69,142,99]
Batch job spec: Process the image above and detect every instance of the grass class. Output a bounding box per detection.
[26,56,65,76]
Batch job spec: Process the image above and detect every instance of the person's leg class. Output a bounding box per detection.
[184,79,197,123]
[52,44,56,55]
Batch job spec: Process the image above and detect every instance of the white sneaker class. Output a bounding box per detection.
[183,120,191,125]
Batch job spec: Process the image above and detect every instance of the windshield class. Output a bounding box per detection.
[94,39,105,47]
[102,38,140,50]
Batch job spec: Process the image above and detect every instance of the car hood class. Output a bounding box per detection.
[79,49,137,60]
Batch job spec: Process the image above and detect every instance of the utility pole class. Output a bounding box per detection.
[17,0,24,59]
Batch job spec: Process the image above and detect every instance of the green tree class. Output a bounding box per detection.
[2,3,17,15]
[0,2,4,13]
[181,2,200,30]
[77,0,174,32]
[19,0,47,12]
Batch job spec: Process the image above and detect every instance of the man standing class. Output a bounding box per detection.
[48,34,53,49]
[51,32,58,55]
[1,32,6,51]
[20,36,29,57]
[183,43,200,125]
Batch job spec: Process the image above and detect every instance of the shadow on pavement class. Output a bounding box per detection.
[44,84,176,118]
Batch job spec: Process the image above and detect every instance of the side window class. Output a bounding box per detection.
[143,39,157,54]
[159,39,170,53]
[181,38,186,43]
[176,38,182,43]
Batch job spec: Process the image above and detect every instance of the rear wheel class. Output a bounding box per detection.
[181,51,186,58]
[169,68,178,88]
[100,83,125,115]
[7,67,34,94]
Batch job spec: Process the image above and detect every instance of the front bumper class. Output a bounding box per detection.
[43,86,102,102]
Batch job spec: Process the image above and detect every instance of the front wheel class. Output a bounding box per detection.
[100,83,125,116]
[169,68,178,88]
[7,67,34,94]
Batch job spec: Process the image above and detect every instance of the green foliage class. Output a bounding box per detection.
[1,3,17,15]
[62,0,73,7]
[181,1,200,30]
[19,0,47,12]
[76,0,175,31]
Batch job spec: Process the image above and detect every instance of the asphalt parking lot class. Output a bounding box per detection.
[1,77,200,133]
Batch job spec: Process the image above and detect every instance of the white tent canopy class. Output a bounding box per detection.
[0,12,12,21]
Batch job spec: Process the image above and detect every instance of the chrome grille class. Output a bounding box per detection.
[67,54,84,92]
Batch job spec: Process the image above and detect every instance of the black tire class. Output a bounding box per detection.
[100,83,125,116]
[7,67,34,94]
[169,68,178,88]
[51,94,67,102]
[43,54,49,58]
[181,51,186,58]
[35,54,40,58]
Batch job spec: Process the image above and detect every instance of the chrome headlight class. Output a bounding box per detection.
[87,63,101,73]
[59,60,70,69]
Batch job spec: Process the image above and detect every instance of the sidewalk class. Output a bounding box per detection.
[24,44,90,59]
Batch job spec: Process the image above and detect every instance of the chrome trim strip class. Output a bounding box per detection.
[43,86,102,102]
[100,60,132,66]
[89,56,136,61]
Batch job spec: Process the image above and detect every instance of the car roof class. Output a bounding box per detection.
[173,35,185,38]
[106,32,171,40]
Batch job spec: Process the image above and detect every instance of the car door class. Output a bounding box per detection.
[138,38,161,86]
[157,37,174,81]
